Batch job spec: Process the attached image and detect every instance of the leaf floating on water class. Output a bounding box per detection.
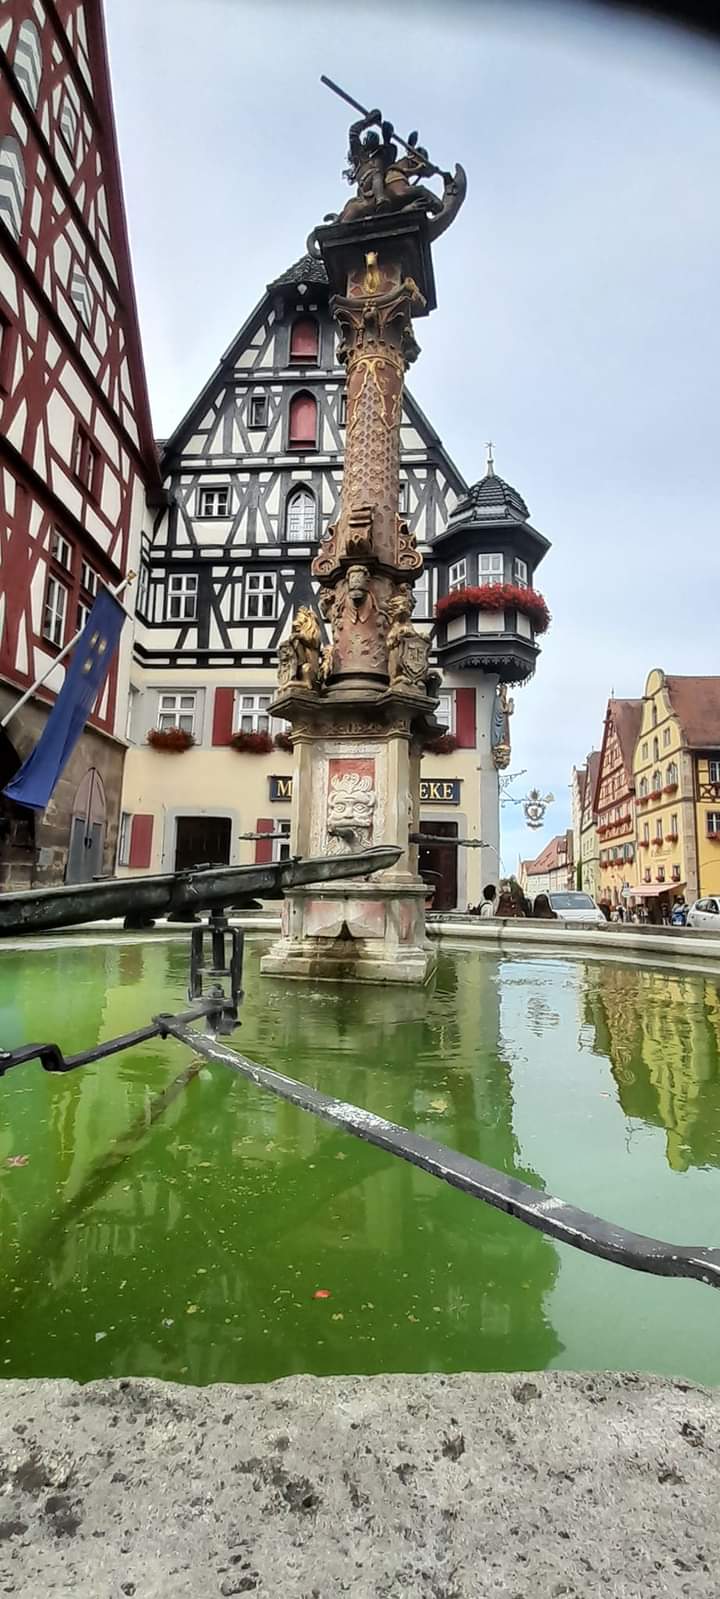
[161,1318,174,1328]
[331,1313,344,1321]
[429,1099,448,1113]
[312,1289,331,1300]
[186,1304,200,1315]
[335,1152,347,1161]
[94,1331,107,1343]
[5,1155,29,1168]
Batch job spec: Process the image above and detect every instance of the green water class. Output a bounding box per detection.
[1,938,719,1386]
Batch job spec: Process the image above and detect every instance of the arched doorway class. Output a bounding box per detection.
[66,768,106,883]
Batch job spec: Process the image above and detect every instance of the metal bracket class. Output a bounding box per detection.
[188,910,244,1036]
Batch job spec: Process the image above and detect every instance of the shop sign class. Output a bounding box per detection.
[270,776,462,805]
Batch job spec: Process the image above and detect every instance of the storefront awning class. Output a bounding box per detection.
[623,882,684,898]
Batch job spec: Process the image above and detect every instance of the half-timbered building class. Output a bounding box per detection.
[0,0,160,887]
[594,697,642,911]
[122,251,550,909]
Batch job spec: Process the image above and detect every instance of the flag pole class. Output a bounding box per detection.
[0,570,135,731]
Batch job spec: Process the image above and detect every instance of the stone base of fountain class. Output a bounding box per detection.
[260,877,434,984]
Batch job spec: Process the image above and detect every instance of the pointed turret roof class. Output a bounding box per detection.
[451,444,530,523]
[268,252,328,290]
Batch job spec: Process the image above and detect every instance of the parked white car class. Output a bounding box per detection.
[686,897,720,930]
[545,891,607,926]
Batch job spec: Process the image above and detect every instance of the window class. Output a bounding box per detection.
[13,20,42,110]
[652,769,662,792]
[73,427,99,494]
[663,727,671,747]
[59,92,79,155]
[414,568,429,617]
[80,561,98,596]
[273,819,292,863]
[0,136,26,241]
[158,693,196,734]
[513,558,528,588]
[117,811,130,868]
[657,866,665,883]
[708,812,720,837]
[289,318,319,362]
[136,563,150,617]
[709,760,720,785]
[285,488,316,542]
[642,742,648,760]
[42,575,68,647]
[167,572,198,621]
[655,819,663,841]
[398,481,408,515]
[70,266,93,328]
[652,704,658,727]
[51,530,73,571]
[339,392,347,426]
[236,693,272,734]
[197,486,229,518]
[246,572,276,619]
[669,814,678,836]
[448,559,466,592]
[653,738,659,762]
[76,599,91,633]
[639,777,648,797]
[665,762,678,787]
[249,393,267,429]
[479,553,504,586]
[288,391,317,449]
[436,692,453,732]
[0,310,16,394]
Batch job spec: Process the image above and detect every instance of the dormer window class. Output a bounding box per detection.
[289,318,319,363]
[479,553,504,586]
[448,559,466,592]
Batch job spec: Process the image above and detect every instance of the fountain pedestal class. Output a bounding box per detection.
[262,178,465,983]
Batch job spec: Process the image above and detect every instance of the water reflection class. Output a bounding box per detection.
[0,940,562,1384]
[582,964,720,1172]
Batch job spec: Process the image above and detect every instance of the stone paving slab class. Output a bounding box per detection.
[0,1371,718,1598]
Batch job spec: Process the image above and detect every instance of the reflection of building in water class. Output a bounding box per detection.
[582,964,720,1173]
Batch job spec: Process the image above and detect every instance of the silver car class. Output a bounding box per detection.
[546,891,607,926]
[686,896,720,930]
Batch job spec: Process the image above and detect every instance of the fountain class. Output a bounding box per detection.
[261,93,467,984]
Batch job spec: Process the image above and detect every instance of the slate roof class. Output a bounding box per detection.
[268,253,328,289]
[665,677,720,749]
[451,468,530,524]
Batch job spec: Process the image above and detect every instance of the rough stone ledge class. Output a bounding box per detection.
[0,1370,718,1597]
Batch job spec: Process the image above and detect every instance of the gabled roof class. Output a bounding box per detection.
[583,751,601,816]
[159,252,467,495]
[665,677,720,749]
[593,698,642,812]
[524,833,571,877]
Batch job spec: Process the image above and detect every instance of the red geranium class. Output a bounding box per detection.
[147,727,195,752]
[435,583,551,635]
[230,731,274,754]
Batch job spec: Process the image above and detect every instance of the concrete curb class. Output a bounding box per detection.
[0,1371,717,1597]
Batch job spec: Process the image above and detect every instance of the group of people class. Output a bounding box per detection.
[469,882,557,920]
[599,894,688,926]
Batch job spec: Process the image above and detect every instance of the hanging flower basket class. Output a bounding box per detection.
[424,733,459,755]
[273,731,293,753]
[229,731,274,754]
[435,583,551,635]
[146,727,195,752]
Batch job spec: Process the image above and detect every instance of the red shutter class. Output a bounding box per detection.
[289,392,317,447]
[455,687,476,749]
[255,818,274,864]
[128,814,153,869]
[212,686,235,746]
[290,318,319,360]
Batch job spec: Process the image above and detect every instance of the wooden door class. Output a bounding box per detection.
[418,820,458,912]
[174,816,232,871]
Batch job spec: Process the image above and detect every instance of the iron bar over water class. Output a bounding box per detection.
[166,1022,720,1293]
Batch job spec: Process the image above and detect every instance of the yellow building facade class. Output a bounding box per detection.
[632,670,720,907]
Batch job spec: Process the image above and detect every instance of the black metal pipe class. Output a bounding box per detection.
[165,1022,720,1293]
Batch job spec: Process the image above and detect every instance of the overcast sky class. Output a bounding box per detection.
[104,0,720,877]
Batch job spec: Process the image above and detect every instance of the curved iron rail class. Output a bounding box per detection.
[166,1022,720,1292]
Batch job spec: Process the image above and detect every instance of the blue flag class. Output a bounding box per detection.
[3,589,125,812]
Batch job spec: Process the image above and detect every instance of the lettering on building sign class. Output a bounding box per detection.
[269,777,461,804]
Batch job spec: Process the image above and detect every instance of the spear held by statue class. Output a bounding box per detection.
[320,74,447,179]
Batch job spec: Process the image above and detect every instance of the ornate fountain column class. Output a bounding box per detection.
[261,120,466,984]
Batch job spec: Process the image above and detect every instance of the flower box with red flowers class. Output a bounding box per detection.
[273,731,293,753]
[229,730,274,754]
[637,794,648,806]
[665,832,679,843]
[650,789,663,802]
[639,839,650,848]
[424,733,458,755]
[435,583,551,635]
[146,727,195,753]
[663,783,678,794]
